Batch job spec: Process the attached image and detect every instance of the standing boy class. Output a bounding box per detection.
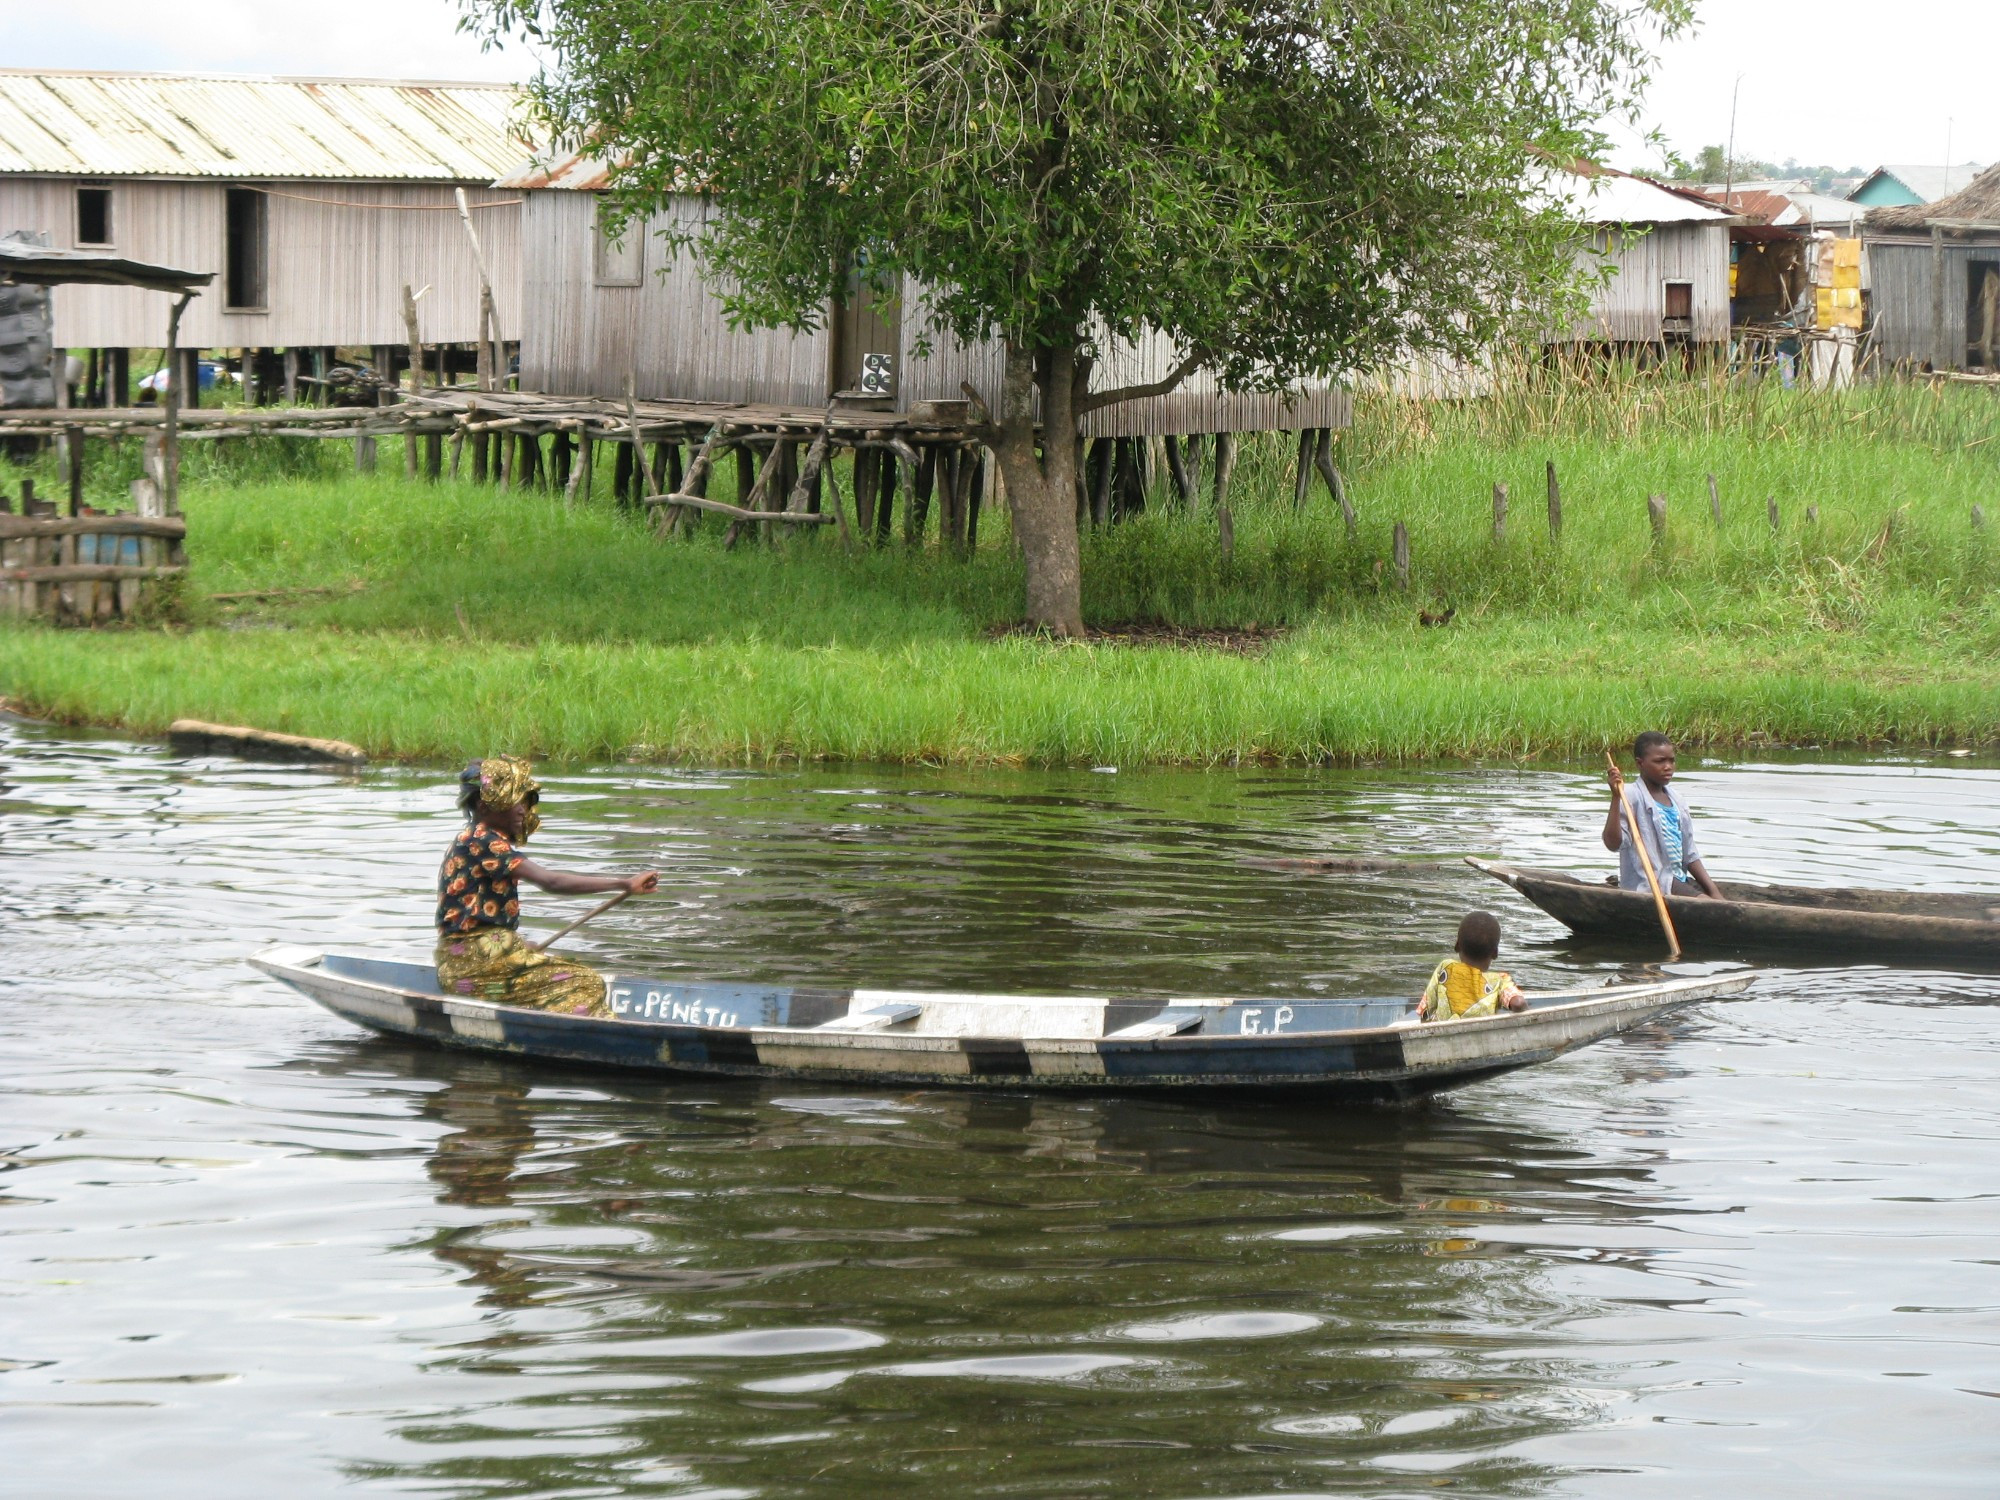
[1603,732,1723,898]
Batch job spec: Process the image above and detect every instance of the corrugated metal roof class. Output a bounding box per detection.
[1534,167,1737,226]
[496,151,613,191]
[1856,164,1988,205]
[0,69,534,181]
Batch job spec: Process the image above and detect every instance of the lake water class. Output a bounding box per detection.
[4,717,1998,1498]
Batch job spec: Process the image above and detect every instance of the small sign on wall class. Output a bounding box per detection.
[858,351,894,395]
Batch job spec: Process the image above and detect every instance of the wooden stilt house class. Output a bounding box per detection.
[0,69,532,403]
[498,154,1349,440]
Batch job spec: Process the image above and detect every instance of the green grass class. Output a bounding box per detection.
[3,369,1997,764]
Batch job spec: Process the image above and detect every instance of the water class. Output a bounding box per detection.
[4,718,1998,1498]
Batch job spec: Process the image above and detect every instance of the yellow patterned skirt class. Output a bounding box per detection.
[434,926,610,1018]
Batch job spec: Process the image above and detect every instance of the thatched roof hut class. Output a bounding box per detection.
[1865,163,2000,369]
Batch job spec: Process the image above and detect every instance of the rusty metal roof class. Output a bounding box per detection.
[495,151,613,191]
[0,69,535,181]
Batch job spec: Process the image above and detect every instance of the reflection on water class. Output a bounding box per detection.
[3,717,1998,1496]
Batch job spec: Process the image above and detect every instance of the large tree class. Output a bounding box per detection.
[468,0,1685,634]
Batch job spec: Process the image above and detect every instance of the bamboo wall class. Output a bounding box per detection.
[518,191,1349,436]
[0,177,522,347]
[1865,237,1998,367]
[1557,223,1731,344]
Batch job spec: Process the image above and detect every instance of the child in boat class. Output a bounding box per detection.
[434,755,658,1019]
[1417,911,1527,1023]
[1603,732,1723,898]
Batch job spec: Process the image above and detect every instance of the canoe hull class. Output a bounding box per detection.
[1472,860,2000,965]
[250,947,1750,1102]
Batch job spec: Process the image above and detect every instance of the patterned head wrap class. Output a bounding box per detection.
[460,755,542,838]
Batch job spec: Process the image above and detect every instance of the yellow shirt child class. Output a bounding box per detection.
[1416,911,1528,1023]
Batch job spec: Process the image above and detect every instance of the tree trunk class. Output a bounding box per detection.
[990,340,1084,636]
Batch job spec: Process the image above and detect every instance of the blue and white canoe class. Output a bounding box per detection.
[250,948,1751,1101]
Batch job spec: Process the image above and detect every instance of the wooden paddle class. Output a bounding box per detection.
[1608,751,1681,961]
[529,888,633,954]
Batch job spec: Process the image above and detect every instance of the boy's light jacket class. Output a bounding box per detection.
[1616,781,1700,892]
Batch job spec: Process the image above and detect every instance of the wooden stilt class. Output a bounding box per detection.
[613,438,635,507]
[1293,428,1315,508]
[1165,434,1195,509]
[1314,429,1355,538]
[910,444,937,544]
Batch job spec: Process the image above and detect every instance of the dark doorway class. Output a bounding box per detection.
[831,266,899,400]
[225,188,268,311]
[1967,261,1999,370]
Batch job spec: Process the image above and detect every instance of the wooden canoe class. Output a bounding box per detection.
[1469,858,2000,965]
[250,946,1750,1102]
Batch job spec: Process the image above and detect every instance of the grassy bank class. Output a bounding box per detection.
[3,372,1996,764]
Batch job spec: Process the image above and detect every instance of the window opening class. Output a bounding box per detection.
[1662,280,1694,322]
[225,188,268,310]
[594,206,643,286]
[76,186,112,247]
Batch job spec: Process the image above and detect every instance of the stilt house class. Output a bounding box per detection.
[0,69,530,401]
[497,154,1348,439]
[1865,163,2000,371]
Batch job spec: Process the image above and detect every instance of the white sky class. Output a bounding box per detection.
[1,0,1993,175]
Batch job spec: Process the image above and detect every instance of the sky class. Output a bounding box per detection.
[1,0,1993,176]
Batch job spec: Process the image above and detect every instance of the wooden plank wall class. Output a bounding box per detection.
[1559,223,1730,344]
[1865,238,1993,367]
[522,192,1350,434]
[0,177,521,347]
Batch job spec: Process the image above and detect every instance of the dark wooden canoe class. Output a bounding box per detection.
[250,946,1750,1103]
[1470,858,2000,965]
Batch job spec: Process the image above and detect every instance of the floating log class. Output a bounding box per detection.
[167,719,367,766]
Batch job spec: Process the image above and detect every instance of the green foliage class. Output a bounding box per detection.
[4,374,1996,764]
[468,0,1688,382]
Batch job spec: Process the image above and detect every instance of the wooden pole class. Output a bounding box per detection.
[528,889,632,954]
[1931,224,1947,370]
[1491,481,1508,544]
[1315,428,1355,538]
[1767,495,1779,531]
[1706,472,1722,527]
[1608,751,1681,960]
[161,293,193,517]
[1211,432,1237,513]
[1292,428,1314,509]
[1392,521,1410,590]
[1648,493,1668,543]
[1546,458,1562,541]
[1165,434,1195,509]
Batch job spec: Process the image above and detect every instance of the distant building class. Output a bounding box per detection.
[498,153,1348,438]
[1549,169,1738,348]
[0,69,531,400]
[1864,163,2000,371]
[1848,164,1987,209]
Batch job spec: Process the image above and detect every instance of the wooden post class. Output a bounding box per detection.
[1706,472,1721,527]
[1767,495,1780,531]
[402,283,425,481]
[1088,437,1113,527]
[1546,458,1562,541]
[1491,482,1508,544]
[876,449,898,544]
[956,458,980,560]
[1931,224,1947,370]
[854,446,879,533]
[160,293,193,517]
[612,439,635,507]
[1648,493,1667,542]
[1315,429,1355,539]
[1972,503,1985,530]
[910,444,936,544]
[282,347,298,405]
[1218,498,1235,560]
[566,433,593,503]
[1806,504,1820,526]
[1211,432,1237,514]
[1392,521,1410,590]
[1293,428,1314,508]
[1165,434,1195,509]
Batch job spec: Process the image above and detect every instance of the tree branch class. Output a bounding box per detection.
[1075,352,1204,415]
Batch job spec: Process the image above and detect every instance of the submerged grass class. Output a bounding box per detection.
[3,369,1996,764]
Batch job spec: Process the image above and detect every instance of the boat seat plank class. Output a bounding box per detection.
[1105,1007,1208,1040]
[815,1002,924,1032]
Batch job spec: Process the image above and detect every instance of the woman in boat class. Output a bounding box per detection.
[1603,732,1723,898]
[435,755,658,1017]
